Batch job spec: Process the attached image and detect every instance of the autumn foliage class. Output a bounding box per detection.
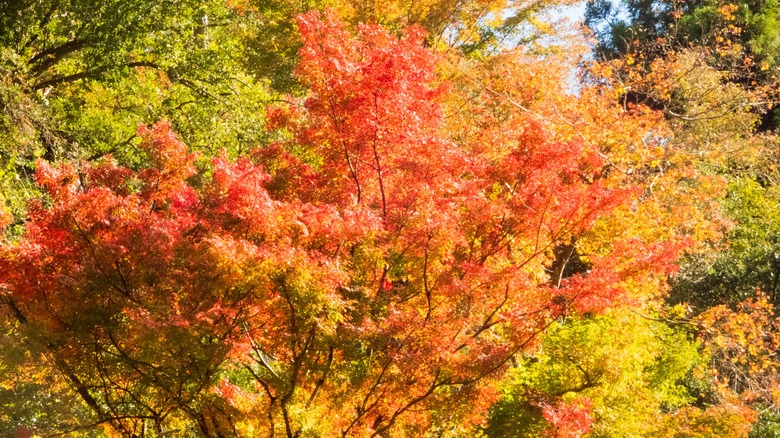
[4,2,779,436]
[0,10,693,436]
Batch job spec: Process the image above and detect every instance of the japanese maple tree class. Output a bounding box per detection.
[0,11,685,437]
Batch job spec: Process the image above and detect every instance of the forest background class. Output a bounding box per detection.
[1,0,780,436]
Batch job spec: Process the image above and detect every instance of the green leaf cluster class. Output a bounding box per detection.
[485,311,706,437]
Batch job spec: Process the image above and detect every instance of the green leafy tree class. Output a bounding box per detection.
[672,177,780,308]
[484,310,754,437]
[0,0,275,229]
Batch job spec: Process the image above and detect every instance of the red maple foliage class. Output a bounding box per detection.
[541,397,595,438]
[0,11,685,437]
